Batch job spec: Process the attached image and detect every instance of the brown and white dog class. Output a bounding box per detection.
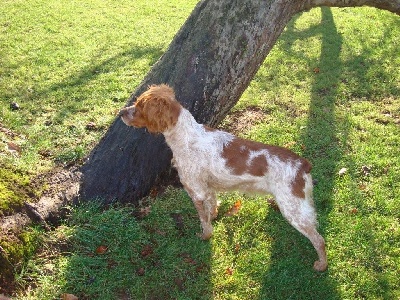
[119,84,327,271]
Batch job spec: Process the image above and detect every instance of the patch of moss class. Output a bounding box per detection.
[0,164,35,217]
[0,227,43,293]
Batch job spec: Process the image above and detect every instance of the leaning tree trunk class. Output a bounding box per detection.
[80,0,400,203]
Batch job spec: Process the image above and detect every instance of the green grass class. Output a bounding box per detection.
[11,192,210,299]
[0,0,197,214]
[1,1,399,299]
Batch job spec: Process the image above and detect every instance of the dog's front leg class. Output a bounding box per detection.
[182,182,213,240]
[192,199,213,240]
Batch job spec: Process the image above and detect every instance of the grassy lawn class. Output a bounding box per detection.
[0,0,196,215]
[1,1,399,299]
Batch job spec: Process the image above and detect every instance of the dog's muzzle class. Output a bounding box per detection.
[119,106,135,126]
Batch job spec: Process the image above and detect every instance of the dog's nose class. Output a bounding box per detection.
[119,106,134,117]
[119,106,136,126]
[118,108,126,117]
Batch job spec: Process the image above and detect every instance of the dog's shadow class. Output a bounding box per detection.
[258,7,343,299]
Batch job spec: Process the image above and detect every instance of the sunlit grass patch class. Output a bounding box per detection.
[0,0,198,213]
[1,3,399,300]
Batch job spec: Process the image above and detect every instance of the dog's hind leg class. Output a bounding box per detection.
[192,199,213,240]
[297,222,327,272]
[208,191,220,220]
[273,175,327,271]
[275,194,327,271]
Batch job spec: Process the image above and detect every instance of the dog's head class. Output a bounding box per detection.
[119,84,181,133]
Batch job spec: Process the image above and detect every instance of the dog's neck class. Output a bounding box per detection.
[163,108,203,150]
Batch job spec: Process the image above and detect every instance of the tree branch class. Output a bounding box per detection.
[306,0,400,15]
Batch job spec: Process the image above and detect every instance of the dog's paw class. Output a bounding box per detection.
[313,260,328,272]
[197,230,213,240]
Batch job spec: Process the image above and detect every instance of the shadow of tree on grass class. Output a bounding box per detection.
[259,7,343,299]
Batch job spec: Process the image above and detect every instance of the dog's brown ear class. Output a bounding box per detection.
[140,87,181,133]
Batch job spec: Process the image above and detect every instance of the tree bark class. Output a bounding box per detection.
[80,0,399,203]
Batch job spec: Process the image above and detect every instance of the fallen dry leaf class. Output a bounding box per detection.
[62,293,78,300]
[95,245,108,255]
[284,141,297,148]
[225,267,234,276]
[225,200,242,216]
[132,206,152,219]
[141,244,153,258]
[7,141,21,156]
[350,208,358,214]
[85,122,97,131]
[38,149,52,158]
[196,263,207,273]
[136,267,145,276]
[174,277,185,291]
[0,123,18,138]
[139,206,151,218]
[180,252,197,265]
[149,187,159,198]
[358,184,367,190]
[234,243,241,254]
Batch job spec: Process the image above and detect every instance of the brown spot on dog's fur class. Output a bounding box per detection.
[222,138,250,175]
[248,155,268,176]
[291,160,312,198]
[223,137,311,182]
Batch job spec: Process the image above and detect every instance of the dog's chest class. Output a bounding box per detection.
[169,139,224,176]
